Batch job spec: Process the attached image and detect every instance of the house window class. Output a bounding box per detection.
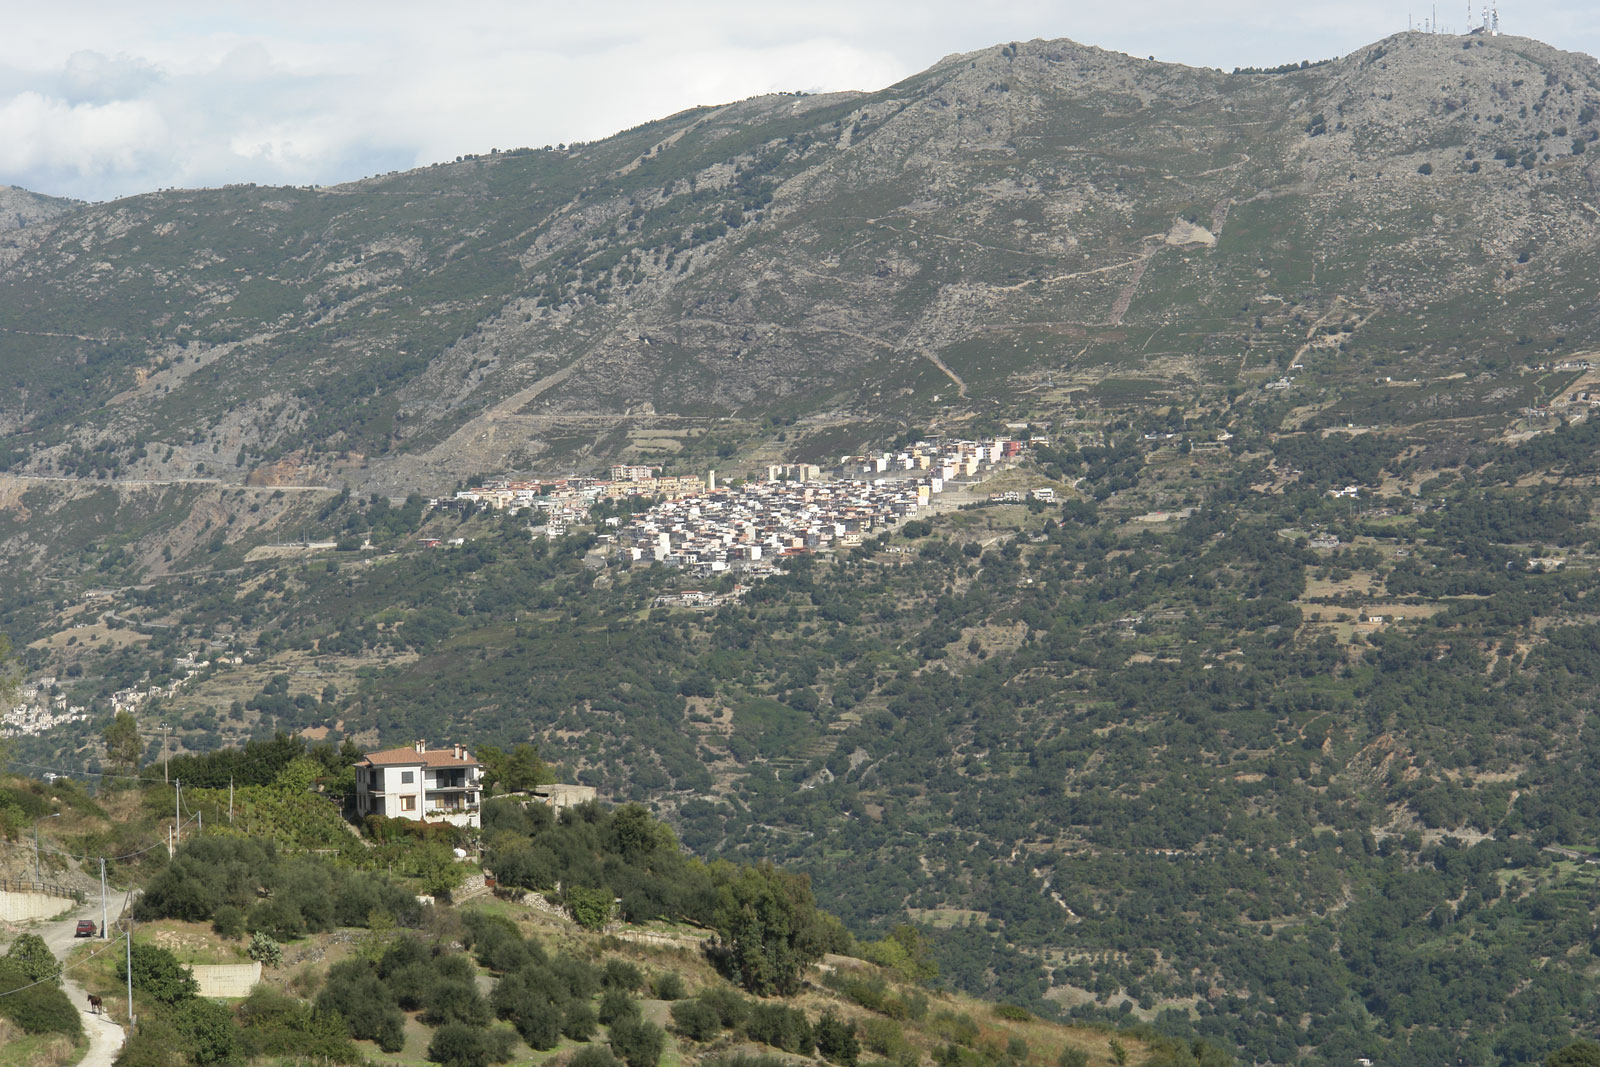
[401,771,415,784]
[401,796,416,811]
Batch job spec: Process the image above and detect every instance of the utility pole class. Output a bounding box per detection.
[125,911,135,1027]
[174,779,181,850]
[161,722,169,784]
[228,776,234,825]
[100,858,108,939]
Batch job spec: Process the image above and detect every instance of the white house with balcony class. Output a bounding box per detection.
[353,740,483,828]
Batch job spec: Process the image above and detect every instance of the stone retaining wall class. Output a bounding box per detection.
[0,891,72,922]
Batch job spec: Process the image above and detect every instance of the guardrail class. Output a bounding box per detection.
[0,877,86,903]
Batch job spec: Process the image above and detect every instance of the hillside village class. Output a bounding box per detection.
[453,436,1036,575]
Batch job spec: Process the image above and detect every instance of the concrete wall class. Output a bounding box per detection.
[193,962,261,998]
[0,890,73,922]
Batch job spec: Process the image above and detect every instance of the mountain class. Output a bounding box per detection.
[3,32,1600,491]
[0,184,77,232]
[9,30,1600,1067]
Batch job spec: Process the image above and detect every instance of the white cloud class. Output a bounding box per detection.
[0,1,1597,201]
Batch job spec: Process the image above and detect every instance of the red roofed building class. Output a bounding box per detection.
[353,740,483,828]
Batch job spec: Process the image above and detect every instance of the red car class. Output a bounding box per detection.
[74,920,96,938]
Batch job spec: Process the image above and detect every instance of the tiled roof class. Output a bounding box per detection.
[356,745,478,769]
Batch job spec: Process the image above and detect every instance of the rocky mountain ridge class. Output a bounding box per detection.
[2,31,1599,492]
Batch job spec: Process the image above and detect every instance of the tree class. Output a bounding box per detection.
[713,862,830,995]
[816,1010,861,1066]
[4,933,59,984]
[316,968,404,1052]
[174,998,239,1066]
[608,1016,665,1067]
[104,710,143,773]
[477,742,553,795]
[567,885,614,931]
[428,1022,493,1067]
[861,924,938,983]
[410,842,467,897]
[670,999,721,1042]
[119,942,197,1005]
[1548,1043,1600,1067]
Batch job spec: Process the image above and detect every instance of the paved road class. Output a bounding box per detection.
[9,898,127,1067]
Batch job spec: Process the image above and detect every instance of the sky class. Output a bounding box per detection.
[4,1,1600,203]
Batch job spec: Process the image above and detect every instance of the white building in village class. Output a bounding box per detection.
[353,741,484,828]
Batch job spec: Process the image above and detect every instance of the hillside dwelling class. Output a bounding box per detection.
[354,741,483,828]
[533,783,598,811]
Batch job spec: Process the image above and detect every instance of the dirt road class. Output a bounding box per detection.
[4,898,128,1067]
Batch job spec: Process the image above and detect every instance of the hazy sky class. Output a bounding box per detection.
[4,1,1600,202]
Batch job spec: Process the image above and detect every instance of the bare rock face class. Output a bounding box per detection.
[3,32,1600,490]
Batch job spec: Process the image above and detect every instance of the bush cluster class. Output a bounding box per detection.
[136,835,422,938]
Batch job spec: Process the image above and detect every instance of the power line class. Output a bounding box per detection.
[0,885,135,1002]
[5,735,347,786]
[1,758,150,782]
[15,815,199,864]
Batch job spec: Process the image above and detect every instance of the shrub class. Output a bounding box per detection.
[704,1056,788,1067]
[422,977,491,1027]
[4,934,59,984]
[744,1002,814,1055]
[1057,1049,1089,1067]
[816,1010,861,1066]
[653,971,686,1000]
[993,1004,1031,1022]
[247,896,306,941]
[511,991,565,1050]
[670,998,722,1042]
[564,1001,599,1041]
[211,905,245,940]
[862,1017,910,1058]
[316,967,405,1052]
[609,1016,666,1067]
[697,986,749,1029]
[378,936,433,977]
[249,931,282,967]
[599,989,641,1025]
[429,1022,494,1067]
[115,1015,184,1067]
[822,970,888,1013]
[484,1026,518,1063]
[0,963,81,1037]
[175,998,239,1066]
[551,953,601,999]
[568,886,614,930]
[235,986,358,1062]
[571,1047,625,1067]
[603,958,645,991]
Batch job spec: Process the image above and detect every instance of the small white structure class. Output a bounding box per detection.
[354,741,483,828]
